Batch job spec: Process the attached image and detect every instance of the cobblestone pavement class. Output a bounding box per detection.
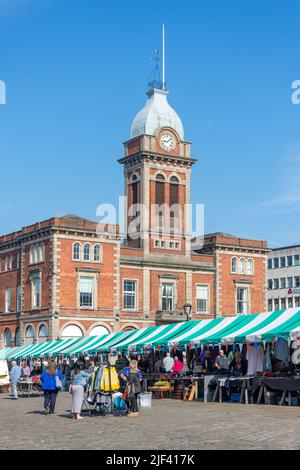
[0,392,300,450]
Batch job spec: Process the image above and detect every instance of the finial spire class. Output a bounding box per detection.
[147,25,167,92]
[162,24,166,91]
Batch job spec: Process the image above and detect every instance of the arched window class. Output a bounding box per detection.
[25,325,35,345]
[39,243,45,262]
[170,176,179,234]
[231,257,238,274]
[4,328,12,347]
[15,327,20,347]
[30,246,35,264]
[61,324,83,339]
[239,258,246,275]
[122,326,137,331]
[73,242,81,261]
[38,324,48,343]
[83,244,90,262]
[247,258,254,275]
[155,174,165,205]
[88,325,110,337]
[94,245,101,262]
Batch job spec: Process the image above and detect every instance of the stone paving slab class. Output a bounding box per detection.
[0,393,300,450]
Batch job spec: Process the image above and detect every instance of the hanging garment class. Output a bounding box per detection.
[94,366,104,392]
[246,346,258,376]
[256,344,264,372]
[274,338,289,364]
[264,344,272,371]
[100,366,120,392]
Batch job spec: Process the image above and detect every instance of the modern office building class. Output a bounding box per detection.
[268,245,300,311]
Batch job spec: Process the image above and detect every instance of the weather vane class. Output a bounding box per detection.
[148,25,166,91]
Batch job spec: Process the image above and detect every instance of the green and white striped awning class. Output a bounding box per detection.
[115,326,159,350]
[148,322,199,347]
[221,308,300,343]
[2,309,300,359]
[0,347,15,359]
[89,331,133,352]
[61,335,109,356]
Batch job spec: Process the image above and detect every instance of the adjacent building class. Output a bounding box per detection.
[268,245,300,311]
[0,79,269,348]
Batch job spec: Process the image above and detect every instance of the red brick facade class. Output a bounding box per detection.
[0,90,269,348]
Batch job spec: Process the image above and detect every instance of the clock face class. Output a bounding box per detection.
[160,133,176,151]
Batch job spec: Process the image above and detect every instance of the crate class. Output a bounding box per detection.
[229,392,240,403]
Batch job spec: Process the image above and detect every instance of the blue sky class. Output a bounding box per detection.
[0,0,300,247]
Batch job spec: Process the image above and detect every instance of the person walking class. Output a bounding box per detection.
[10,361,21,400]
[40,360,63,415]
[121,359,143,417]
[70,362,91,420]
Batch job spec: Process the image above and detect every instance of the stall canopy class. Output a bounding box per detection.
[0,347,16,360]
[2,308,300,358]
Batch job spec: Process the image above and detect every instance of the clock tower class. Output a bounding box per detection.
[118,84,197,258]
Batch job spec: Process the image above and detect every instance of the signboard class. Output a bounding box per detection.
[287,288,300,296]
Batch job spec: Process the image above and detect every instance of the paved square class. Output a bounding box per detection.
[0,393,299,450]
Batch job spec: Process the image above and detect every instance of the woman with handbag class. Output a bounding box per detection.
[120,359,143,417]
[40,360,63,415]
[70,361,91,420]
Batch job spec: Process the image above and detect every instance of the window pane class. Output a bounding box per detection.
[273,279,279,290]
[268,299,273,311]
[273,258,279,268]
[196,285,208,313]
[123,280,137,310]
[281,298,286,309]
[268,259,272,270]
[246,259,253,275]
[80,277,93,307]
[33,277,41,308]
[162,283,174,311]
[287,277,293,288]
[94,246,101,262]
[239,259,245,274]
[294,255,300,266]
[287,256,293,267]
[232,258,238,273]
[280,257,286,268]
[237,287,248,315]
[268,279,273,290]
[288,297,293,308]
[84,245,90,261]
[294,276,300,288]
[280,278,286,289]
[73,243,81,260]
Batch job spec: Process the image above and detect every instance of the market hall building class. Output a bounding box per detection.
[0,81,269,348]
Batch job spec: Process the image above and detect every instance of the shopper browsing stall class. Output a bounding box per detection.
[121,360,142,417]
[70,361,91,421]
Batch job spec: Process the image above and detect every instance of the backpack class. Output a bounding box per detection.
[114,396,127,411]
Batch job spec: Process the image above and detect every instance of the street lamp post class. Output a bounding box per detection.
[183,303,192,322]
